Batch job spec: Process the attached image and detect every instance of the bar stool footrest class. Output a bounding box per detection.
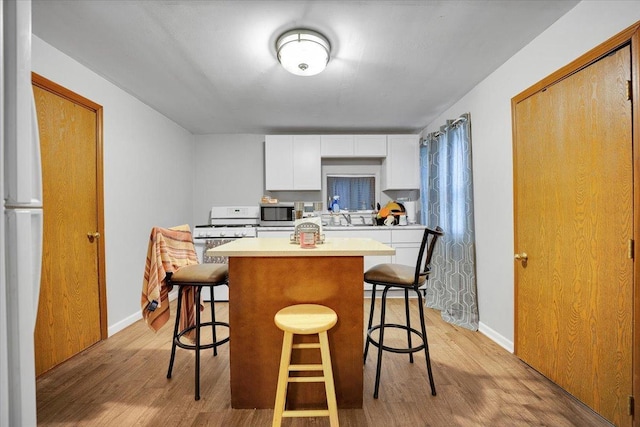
[366,323,425,354]
[289,364,323,371]
[292,343,321,349]
[288,376,326,383]
[283,409,331,418]
[174,321,230,351]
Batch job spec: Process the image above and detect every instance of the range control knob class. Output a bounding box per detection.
[219,231,226,237]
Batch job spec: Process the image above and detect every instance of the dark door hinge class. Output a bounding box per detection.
[627,80,632,101]
[629,395,635,416]
[628,239,634,259]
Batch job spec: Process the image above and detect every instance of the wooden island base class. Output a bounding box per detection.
[229,255,364,409]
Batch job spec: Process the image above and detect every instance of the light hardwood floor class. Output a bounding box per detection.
[36,298,612,426]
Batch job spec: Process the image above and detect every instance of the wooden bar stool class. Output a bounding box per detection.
[166,263,229,400]
[272,304,339,427]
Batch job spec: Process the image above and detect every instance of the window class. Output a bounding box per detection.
[321,160,381,211]
[327,175,375,211]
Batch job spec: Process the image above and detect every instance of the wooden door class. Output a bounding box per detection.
[514,45,633,425]
[32,74,107,376]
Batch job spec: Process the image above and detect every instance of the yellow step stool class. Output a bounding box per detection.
[272,304,339,427]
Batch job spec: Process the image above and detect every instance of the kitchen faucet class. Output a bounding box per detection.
[341,212,352,225]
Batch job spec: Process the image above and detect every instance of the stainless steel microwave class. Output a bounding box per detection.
[260,203,295,226]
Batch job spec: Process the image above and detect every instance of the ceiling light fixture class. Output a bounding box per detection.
[276,29,331,76]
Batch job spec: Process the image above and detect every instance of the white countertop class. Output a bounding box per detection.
[258,224,427,231]
[206,237,395,257]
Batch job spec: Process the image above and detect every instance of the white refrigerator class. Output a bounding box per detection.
[1,1,43,426]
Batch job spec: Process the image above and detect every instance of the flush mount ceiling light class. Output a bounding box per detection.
[276,29,331,76]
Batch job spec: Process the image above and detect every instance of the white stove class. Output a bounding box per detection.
[193,206,259,301]
[194,205,259,241]
[194,224,257,239]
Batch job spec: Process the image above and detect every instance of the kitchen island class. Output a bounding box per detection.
[206,237,394,409]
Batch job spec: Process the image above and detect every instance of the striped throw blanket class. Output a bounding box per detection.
[141,224,201,340]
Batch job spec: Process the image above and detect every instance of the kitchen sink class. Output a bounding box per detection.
[323,224,376,230]
[321,212,376,228]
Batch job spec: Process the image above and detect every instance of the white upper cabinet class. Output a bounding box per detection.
[266,133,418,191]
[265,135,294,190]
[321,135,354,157]
[293,135,321,190]
[265,135,321,191]
[354,135,387,157]
[320,135,387,158]
[383,134,420,190]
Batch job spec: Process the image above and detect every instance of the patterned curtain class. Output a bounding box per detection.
[420,113,478,330]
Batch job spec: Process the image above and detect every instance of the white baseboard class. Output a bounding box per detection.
[108,310,142,336]
[110,290,514,357]
[364,292,515,353]
[108,289,179,337]
[478,321,514,353]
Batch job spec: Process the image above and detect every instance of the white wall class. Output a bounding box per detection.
[422,0,640,351]
[32,36,195,335]
[190,134,411,222]
[29,0,640,352]
[192,134,265,225]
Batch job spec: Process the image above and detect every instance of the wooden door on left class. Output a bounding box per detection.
[32,74,107,376]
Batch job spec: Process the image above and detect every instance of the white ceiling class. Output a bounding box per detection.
[32,0,579,135]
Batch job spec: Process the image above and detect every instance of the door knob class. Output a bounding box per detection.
[87,232,100,242]
[514,252,528,261]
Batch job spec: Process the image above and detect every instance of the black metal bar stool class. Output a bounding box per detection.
[166,263,230,400]
[363,226,443,398]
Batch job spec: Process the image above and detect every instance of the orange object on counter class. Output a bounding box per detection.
[378,207,390,218]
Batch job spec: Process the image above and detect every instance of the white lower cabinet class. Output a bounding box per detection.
[324,229,392,289]
[390,228,425,266]
[324,228,428,291]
